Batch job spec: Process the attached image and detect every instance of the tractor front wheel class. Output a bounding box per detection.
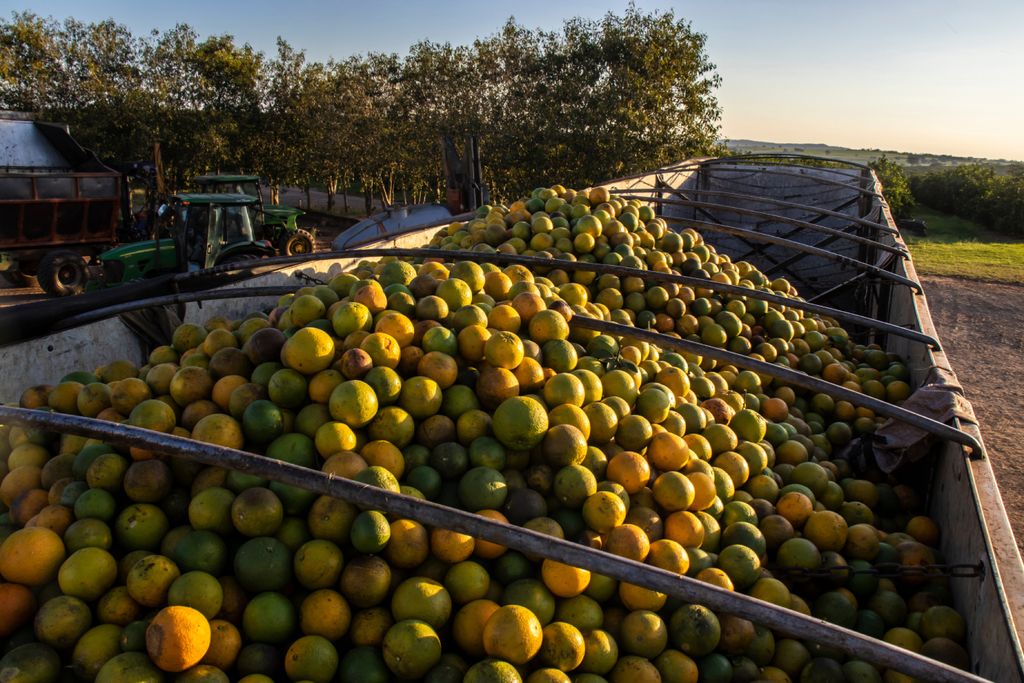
[37,250,88,297]
[278,229,315,256]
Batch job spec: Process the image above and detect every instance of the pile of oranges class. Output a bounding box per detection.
[0,185,967,682]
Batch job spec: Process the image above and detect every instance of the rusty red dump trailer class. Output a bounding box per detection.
[0,112,121,295]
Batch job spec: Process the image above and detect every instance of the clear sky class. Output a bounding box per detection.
[6,0,1023,160]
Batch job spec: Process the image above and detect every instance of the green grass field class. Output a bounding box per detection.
[903,205,1024,283]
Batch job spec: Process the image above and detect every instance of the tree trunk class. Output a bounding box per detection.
[326,177,337,211]
[364,189,372,216]
[270,184,280,205]
[305,184,312,211]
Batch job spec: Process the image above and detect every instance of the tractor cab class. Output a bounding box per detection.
[87,193,274,288]
[193,174,311,255]
[171,194,273,270]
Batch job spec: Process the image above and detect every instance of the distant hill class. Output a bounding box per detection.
[723,139,1020,174]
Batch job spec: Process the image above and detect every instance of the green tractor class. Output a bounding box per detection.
[193,174,314,255]
[85,193,275,290]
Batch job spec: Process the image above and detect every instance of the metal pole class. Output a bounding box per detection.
[0,406,988,683]
[569,316,983,458]
[658,216,922,293]
[56,249,938,350]
[613,187,897,236]
[616,195,906,254]
[350,248,938,348]
[49,253,975,453]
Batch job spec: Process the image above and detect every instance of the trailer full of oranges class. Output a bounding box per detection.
[0,184,968,683]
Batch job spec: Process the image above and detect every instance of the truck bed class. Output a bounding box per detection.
[1,156,1019,680]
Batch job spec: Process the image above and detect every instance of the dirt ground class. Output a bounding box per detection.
[919,276,1024,555]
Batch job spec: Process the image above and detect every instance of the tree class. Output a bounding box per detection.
[869,156,913,219]
[0,7,725,210]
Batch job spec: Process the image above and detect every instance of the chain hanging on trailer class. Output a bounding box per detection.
[291,270,326,286]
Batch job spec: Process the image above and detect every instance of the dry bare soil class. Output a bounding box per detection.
[920,276,1024,555]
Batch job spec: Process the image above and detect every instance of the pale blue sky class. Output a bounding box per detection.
[5,0,1023,160]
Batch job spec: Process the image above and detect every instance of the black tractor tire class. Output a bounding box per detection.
[278,229,315,256]
[0,270,38,289]
[37,250,89,297]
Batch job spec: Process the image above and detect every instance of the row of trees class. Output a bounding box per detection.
[0,8,723,209]
[910,164,1024,235]
[869,156,913,218]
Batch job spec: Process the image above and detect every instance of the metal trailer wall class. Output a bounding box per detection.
[870,177,1024,681]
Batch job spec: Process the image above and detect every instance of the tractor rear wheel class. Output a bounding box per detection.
[37,250,88,297]
[278,229,315,256]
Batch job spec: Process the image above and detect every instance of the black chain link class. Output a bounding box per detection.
[292,271,327,286]
[766,562,984,580]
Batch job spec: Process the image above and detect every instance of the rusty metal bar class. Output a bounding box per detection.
[685,165,884,199]
[88,248,935,348]
[699,152,871,171]
[0,406,987,683]
[54,250,957,447]
[656,216,921,293]
[56,286,298,330]
[569,316,982,457]
[616,195,905,254]
[350,248,937,348]
[614,187,895,235]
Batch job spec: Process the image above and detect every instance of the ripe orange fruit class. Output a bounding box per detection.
[127,554,181,607]
[452,599,501,657]
[384,519,430,569]
[606,451,651,494]
[776,491,814,528]
[473,510,509,559]
[201,619,242,670]
[647,431,690,471]
[482,604,544,665]
[582,490,628,534]
[361,332,401,369]
[430,527,475,564]
[0,526,66,586]
[541,559,591,598]
[605,524,651,562]
[539,621,586,672]
[0,582,36,637]
[300,589,351,640]
[803,510,849,551]
[146,605,211,672]
[484,331,525,370]
[664,511,705,548]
